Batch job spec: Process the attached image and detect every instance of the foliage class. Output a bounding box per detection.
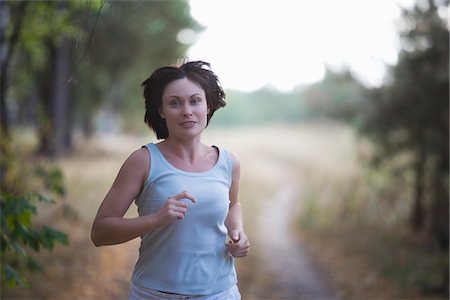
[0,147,69,288]
[350,5,449,295]
[5,1,97,107]
[212,67,369,128]
[361,0,448,158]
[2,1,106,155]
[70,0,202,136]
[211,87,305,127]
[4,0,201,154]
[302,67,369,125]
[11,1,85,71]
[359,0,448,249]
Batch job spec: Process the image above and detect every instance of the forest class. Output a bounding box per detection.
[1,0,448,299]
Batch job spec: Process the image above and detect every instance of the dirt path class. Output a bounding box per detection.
[246,183,334,299]
[239,163,334,299]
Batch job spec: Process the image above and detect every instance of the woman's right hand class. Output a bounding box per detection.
[155,191,196,226]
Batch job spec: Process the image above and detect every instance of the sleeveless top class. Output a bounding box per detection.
[131,143,237,295]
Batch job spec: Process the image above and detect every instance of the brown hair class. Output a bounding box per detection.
[142,60,226,139]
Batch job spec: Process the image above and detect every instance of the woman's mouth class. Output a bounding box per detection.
[180,121,196,128]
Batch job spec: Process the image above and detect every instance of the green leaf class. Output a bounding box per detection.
[29,192,55,204]
[5,215,16,231]
[35,166,66,196]
[1,265,29,288]
[26,256,41,272]
[1,233,9,252]
[27,230,41,252]
[9,242,27,257]
[40,226,69,250]
[17,210,32,227]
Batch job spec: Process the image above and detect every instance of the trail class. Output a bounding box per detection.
[242,176,334,300]
[208,126,336,299]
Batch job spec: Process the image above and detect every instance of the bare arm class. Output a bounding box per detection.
[91,148,154,246]
[91,148,196,247]
[225,152,250,257]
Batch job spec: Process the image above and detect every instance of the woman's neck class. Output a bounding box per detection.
[161,136,205,164]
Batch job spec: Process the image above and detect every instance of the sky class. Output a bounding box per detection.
[184,0,415,92]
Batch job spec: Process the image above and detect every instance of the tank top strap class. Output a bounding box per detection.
[216,145,233,186]
[141,143,163,185]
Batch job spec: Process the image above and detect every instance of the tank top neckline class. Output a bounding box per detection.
[149,143,222,177]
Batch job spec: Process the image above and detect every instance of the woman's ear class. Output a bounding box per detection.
[159,108,165,119]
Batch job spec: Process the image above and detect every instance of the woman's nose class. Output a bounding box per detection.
[182,104,193,116]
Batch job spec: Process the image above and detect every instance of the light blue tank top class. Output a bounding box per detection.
[131,143,237,295]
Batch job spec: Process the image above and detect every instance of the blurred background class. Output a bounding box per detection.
[0,0,448,299]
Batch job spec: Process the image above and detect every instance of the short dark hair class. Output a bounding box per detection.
[142,60,226,139]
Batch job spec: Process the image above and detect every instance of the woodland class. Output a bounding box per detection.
[1,0,448,298]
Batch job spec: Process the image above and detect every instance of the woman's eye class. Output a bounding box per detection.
[191,98,201,104]
[169,100,180,107]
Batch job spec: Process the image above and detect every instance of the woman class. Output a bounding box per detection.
[91,60,249,299]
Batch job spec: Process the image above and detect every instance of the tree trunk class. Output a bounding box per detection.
[410,144,426,231]
[0,2,11,193]
[429,149,449,294]
[63,39,76,151]
[430,153,449,250]
[52,35,72,154]
[0,1,28,138]
[37,1,74,157]
[0,1,28,193]
[37,39,56,157]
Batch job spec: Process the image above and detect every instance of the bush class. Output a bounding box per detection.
[1,164,69,288]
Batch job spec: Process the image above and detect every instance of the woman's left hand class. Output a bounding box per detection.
[226,230,250,258]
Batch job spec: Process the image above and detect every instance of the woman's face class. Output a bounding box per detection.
[160,78,209,140]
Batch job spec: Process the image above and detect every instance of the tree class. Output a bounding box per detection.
[3,0,201,156]
[1,3,74,287]
[1,1,101,156]
[0,1,30,192]
[75,0,202,135]
[302,67,368,124]
[0,1,28,140]
[360,0,449,249]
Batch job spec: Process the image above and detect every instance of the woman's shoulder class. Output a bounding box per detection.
[219,147,240,173]
[219,146,239,164]
[130,147,150,161]
[230,151,240,172]
[122,147,150,175]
